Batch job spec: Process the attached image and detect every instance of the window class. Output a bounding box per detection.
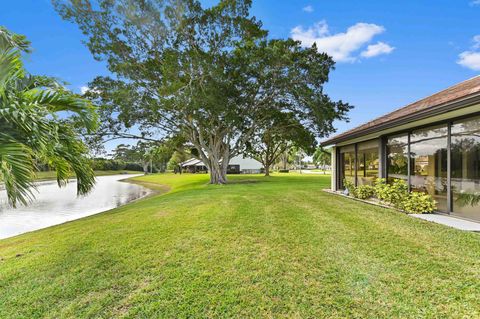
[410,125,448,211]
[357,140,379,186]
[339,145,355,189]
[451,116,480,220]
[336,115,480,220]
[387,134,408,183]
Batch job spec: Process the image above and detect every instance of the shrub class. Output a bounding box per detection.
[356,185,375,199]
[374,178,408,209]
[124,162,144,172]
[343,179,357,197]
[278,169,290,173]
[374,178,389,201]
[343,177,437,214]
[389,179,409,209]
[403,192,437,214]
[456,191,480,207]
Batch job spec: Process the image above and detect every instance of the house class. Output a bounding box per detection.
[180,155,263,174]
[322,76,480,222]
[180,158,208,173]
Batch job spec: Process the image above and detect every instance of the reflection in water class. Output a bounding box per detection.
[0,174,151,239]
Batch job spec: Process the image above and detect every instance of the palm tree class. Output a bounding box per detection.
[313,146,331,174]
[0,26,98,206]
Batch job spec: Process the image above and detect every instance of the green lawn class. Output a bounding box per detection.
[1,174,480,318]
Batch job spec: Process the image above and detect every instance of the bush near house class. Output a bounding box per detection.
[343,178,437,214]
[403,192,437,214]
[343,179,357,197]
[374,178,409,209]
[355,184,376,200]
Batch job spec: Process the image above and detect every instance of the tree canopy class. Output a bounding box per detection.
[54,0,352,184]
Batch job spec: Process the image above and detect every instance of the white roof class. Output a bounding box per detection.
[180,158,204,167]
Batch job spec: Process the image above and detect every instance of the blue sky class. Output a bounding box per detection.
[1,0,480,149]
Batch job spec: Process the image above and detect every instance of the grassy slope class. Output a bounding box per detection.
[1,174,480,318]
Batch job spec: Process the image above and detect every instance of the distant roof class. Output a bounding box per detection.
[322,76,480,146]
[180,158,203,167]
[180,155,263,169]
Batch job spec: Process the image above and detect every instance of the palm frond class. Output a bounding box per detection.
[0,26,31,53]
[0,26,98,205]
[0,103,53,148]
[0,135,35,207]
[456,192,480,207]
[0,48,25,94]
[23,89,98,132]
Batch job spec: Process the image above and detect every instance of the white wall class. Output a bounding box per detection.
[230,155,263,170]
[331,146,337,191]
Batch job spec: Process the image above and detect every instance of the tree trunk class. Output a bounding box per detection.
[264,163,270,176]
[188,127,231,185]
[208,158,227,184]
[143,161,149,175]
[282,154,288,170]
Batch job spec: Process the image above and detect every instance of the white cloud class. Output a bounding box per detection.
[473,35,480,49]
[80,86,89,94]
[470,0,480,6]
[291,21,389,62]
[80,85,101,95]
[360,41,395,58]
[457,35,480,71]
[302,5,314,13]
[458,51,480,71]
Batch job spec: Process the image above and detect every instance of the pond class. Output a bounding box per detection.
[0,174,152,240]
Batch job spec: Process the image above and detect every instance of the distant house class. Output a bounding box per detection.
[180,158,208,173]
[180,155,263,174]
[321,76,480,221]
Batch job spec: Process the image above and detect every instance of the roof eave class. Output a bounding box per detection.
[321,93,480,147]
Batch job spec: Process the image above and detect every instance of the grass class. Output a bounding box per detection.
[309,169,330,173]
[1,173,480,318]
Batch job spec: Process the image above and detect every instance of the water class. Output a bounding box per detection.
[0,174,151,240]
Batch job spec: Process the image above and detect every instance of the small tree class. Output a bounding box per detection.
[246,113,315,176]
[313,146,331,174]
[168,150,190,171]
[278,148,295,171]
[113,141,174,173]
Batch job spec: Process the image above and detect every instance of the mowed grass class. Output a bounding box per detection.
[1,173,480,318]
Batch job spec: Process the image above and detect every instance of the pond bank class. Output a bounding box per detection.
[0,174,152,239]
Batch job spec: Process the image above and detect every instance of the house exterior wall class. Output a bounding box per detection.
[331,146,337,191]
[181,156,264,174]
[229,155,263,173]
[331,109,480,221]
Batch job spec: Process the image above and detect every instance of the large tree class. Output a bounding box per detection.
[54,0,351,184]
[0,26,97,206]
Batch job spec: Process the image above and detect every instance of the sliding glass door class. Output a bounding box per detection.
[386,134,409,183]
[451,116,480,220]
[357,140,379,186]
[339,145,355,189]
[409,125,448,212]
